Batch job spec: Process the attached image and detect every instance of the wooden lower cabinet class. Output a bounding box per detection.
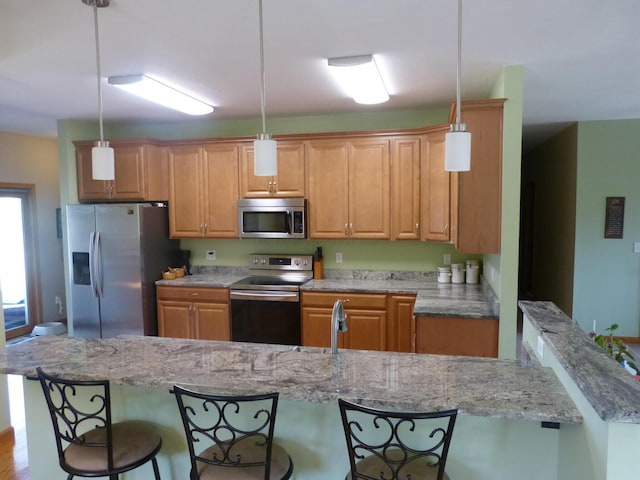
[157,286,230,341]
[301,291,416,352]
[415,315,499,358]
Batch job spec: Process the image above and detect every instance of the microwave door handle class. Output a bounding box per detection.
[286,209,292,234]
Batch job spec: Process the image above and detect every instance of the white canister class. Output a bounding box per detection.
[451,263,465,284]
[466,260,480,284]
[437,267,451,284]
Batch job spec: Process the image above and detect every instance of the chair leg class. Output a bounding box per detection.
[152,457,161,480]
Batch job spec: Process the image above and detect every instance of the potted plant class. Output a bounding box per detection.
[590,323,638,377]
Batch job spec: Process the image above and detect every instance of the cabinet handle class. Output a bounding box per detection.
[203,223,208,233]
[415,223,419,232]
[349,223,353,236]
[344,224,349,235]
[444,223,449,234]
[190,292,199,296]
[272,181,277,194]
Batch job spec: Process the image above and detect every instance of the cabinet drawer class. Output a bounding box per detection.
[157,286,229,302]
[301,291,387,309]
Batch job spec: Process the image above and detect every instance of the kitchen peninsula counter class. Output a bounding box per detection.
[2,334,578,424]
[156,268,499,318]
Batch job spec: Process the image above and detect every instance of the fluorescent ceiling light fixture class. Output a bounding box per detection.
[327,55,389,105]
[108,74,213,115]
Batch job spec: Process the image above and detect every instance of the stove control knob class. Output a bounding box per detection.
[261,258,267,264]
[294,259,300,265]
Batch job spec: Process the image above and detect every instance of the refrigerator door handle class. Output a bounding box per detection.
[89,231,99,298]
[94,231,104,298]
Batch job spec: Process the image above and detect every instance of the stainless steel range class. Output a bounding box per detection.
[229,253,313,345]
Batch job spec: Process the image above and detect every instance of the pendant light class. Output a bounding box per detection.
[253,0,277,177]
[445,0,471,172]
[83,0,114,181]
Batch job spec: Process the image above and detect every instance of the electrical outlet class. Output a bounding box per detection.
[206,250,216,260]
[55,295,64,316]
[336,252,343,264]
[634,242,640,253]
[443,254,451,265]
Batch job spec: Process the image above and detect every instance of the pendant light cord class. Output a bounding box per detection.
[455,0,462,125]
[258,0,267,136]
[92,1,105,143]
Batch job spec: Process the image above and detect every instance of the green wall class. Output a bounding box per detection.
[573,120,640,336]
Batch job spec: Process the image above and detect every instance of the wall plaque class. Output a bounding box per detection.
[604,196,625,239]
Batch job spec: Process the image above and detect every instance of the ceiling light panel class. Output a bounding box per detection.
[108,74,213,115]
[327,55,389,105]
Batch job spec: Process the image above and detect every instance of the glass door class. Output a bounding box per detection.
[1,186,40,339]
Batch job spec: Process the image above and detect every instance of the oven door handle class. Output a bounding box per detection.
[230,290,299,302]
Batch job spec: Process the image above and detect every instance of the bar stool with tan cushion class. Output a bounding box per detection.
[338,399,457,480]
[36,366,162,480]
[173,385,293,480]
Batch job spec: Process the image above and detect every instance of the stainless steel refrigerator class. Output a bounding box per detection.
[67,203,179,338]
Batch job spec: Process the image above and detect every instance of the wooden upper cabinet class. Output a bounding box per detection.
[390,136,421,240]
[239,141,305,197]
[449,99,505,253]
[421,125,451,242]
[306,140,350,238]
[75,139,168,203]
[307,138,390,239]
[168,143,239,238]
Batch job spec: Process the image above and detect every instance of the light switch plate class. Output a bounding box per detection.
[206,250,216,260]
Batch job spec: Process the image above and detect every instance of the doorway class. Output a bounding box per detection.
[1,184,41,339]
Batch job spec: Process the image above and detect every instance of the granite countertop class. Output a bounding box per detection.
[156,267,499,319]
[519,301,640,423]
[1,335,580,424]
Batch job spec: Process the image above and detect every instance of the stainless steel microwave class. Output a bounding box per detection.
[238,198,307,239]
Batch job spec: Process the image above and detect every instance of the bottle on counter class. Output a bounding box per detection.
[451,263,465,284]
[466,260,480,284]
[313,247,324,280]
[437,266,451,284]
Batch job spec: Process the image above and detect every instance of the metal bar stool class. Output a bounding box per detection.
[338,399,457,480]
[36,367,162,480]
[172,385,293,480]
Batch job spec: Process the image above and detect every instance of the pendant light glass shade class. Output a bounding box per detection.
[254,134,277,176]
[445,126,471,171]
[92,141,115,180]
[444,0,471,172]
[84,0,115,180]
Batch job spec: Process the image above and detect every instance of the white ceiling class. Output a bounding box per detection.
[1,0,638,151]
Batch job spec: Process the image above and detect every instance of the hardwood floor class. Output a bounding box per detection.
[0,375,29,480]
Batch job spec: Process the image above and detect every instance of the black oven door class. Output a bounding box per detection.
[230,291,301,346]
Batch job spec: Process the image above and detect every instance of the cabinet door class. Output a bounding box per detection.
[343,309,387,351]
[451,99,504,253]
[111,144,145,201]
[193,302,230,341]
[391,136,421,240]
[157,301,192,339]
[301,307,332,348]
[240,141,305,198]
[76,144,112,201]
[387,295,416,353]
[415,315,499,357]
[202,144,239,238]
[421,127,451,241]
[349,139,390,239]
[307,140,350,238]
[169,145,204,238]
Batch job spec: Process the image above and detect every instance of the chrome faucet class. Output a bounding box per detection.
[331,299,348,354]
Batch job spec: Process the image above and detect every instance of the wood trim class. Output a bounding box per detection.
[448,98,507,123]
[0,427,15,448]
[616,336,640,345]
